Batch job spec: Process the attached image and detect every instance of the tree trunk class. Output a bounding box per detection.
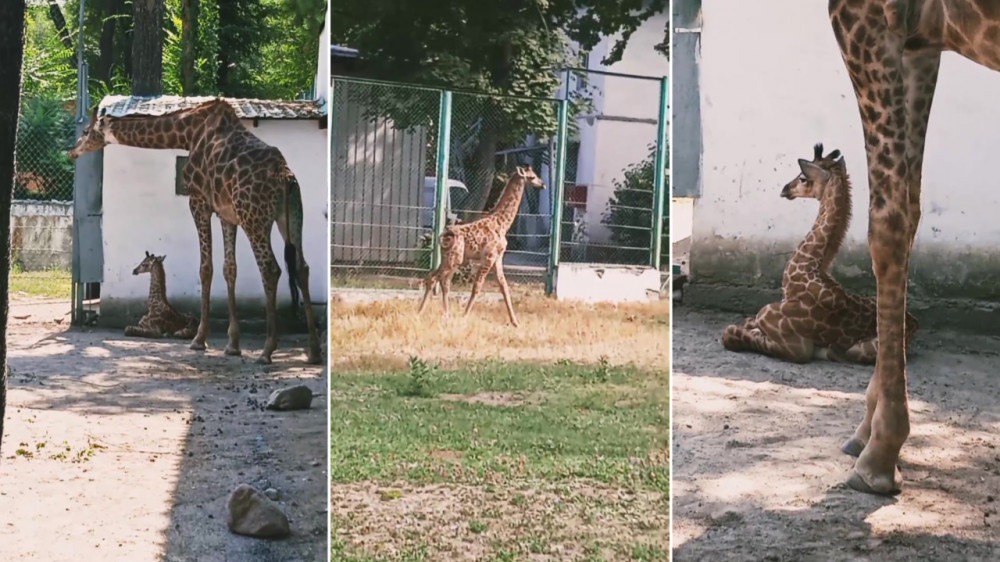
[46,0,73,51]
[458,125,501,221]
[131,0,165,96]
[181,0,200,95]
[97,0,126,87]
[0,0,26,459]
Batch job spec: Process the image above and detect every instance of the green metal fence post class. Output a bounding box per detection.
[431,90,453,271]
[650,76,669,270]
[546,99,570,296]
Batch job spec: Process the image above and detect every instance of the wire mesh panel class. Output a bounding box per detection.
[13,94,75,277]
[330,79,441,287]
[447,91,561,283]
[558,70,664,268]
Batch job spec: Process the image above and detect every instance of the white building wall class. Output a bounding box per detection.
[573,11,667,246]
[692,0,1000,295]
[102,119,327,308]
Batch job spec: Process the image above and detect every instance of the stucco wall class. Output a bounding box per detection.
[574,11,668,246]
[101,118,328,327]
[691,0,1000,303]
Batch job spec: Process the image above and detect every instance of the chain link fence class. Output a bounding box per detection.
[331,74,668,295]
[12,94,75,284]
[557,70,668,272]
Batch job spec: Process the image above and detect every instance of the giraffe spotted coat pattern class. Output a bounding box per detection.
[69,99,321,365]
[824,0,1000,495]
[124,251,198,339]
[722,144,918,364]
[417,165,545,326]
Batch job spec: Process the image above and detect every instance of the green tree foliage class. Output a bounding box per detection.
[602,140,670,266]
[16,0,322,203]
[332,0,666,213]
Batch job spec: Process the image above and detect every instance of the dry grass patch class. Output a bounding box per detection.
[331,290,670,370]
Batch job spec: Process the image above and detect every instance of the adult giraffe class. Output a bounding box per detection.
[0,0,26,459]
[69,99,322,365]
[828,0,999,495]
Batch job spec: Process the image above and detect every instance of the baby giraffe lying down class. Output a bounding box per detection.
[721,144,918,364]
[124,251,198,339]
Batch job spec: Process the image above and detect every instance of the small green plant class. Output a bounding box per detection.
[399,356,437,398]
[468,519,488,534]
[588,355,613,383]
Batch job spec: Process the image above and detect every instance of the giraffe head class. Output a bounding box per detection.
[515,165,545,189]
[132,251,166,276]
[69,107,114,160]
[781,143,844,200]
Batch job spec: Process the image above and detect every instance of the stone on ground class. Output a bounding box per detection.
[266,385,315,411]
[227,484,290,538]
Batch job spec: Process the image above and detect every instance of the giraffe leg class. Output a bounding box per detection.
[493,253,518,327]
[832,13,915,495]
[417,269,440,314]
[188,198,214,351]
[221,221,242,357]
[440,268,456,315]
[463,254,497,318]
[294,245,322,365]
[721,302,815,363]
[245,222,281,365]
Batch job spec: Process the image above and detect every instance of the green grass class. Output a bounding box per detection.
[10,268,71,298]
[330,360,668,493]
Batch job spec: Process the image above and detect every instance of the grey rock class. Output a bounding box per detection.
[227,484,290,538]
[266,385,315,411]
[264,487,281,501]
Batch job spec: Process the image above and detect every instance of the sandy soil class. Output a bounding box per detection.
[672,306,1000,561]
[0,297,327,562]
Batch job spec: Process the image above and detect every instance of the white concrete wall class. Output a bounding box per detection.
[692,0,1000,293]
[573,11,667,245]
[11,201,72,271]
[102,119,328,307]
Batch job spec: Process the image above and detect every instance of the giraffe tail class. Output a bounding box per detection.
[282,172,301,312]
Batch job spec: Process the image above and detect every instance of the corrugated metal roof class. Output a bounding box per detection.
[98,95,327,120]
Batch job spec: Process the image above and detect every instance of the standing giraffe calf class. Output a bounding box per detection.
[125,251,198,339]
[417,165,545,326]
[722,144,918,364]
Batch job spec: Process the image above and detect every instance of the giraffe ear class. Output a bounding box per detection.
[826,149,841,161]
[798,159,829,182]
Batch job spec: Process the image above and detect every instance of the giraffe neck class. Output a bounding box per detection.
[148,263,168,305]
[789,168,852,274]
[102,103,239,151]
[486,176,528,233]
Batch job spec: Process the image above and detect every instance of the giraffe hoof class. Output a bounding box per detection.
[845,467,903,496]
[255,354,272,365]
[224,346,242,357]
[190,341,207,351]
[841,437,866,457]
[306,352,322,365]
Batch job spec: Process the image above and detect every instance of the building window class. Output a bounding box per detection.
[175,156,189,196]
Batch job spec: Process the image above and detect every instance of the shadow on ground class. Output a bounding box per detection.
[0,298,326,561]
[672,307,1000,561]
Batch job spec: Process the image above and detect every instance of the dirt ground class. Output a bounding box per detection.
[0,297,327,562]
[672,306,1000,561]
